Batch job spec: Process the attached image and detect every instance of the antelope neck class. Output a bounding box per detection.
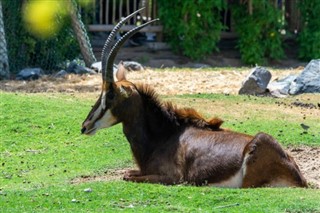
[120,94,180,172]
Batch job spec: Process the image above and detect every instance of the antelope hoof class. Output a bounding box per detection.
[123,169,141,181]
[123,174,139,182]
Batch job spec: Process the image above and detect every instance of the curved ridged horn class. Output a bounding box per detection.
[105,19,159,81]
[101,7,145,82]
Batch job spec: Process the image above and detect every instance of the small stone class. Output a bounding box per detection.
[54,70,68,78]
[84,188,92,193]
[16,68,43,80]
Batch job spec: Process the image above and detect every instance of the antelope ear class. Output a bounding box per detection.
[119,85,133,98]
[116,61,127,81]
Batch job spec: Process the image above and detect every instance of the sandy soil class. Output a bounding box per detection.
[287,146,320,189]
[1,68,319,188]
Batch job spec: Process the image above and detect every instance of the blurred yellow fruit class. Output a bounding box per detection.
[23,0,68,38]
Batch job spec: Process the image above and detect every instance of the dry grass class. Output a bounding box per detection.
[0,67,303,94]
[166,94,320,122]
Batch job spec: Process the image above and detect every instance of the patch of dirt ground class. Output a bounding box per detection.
[0,68,303,94]
[1,68,319,188]
[288,146,320,188]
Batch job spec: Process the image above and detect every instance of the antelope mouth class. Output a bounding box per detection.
[81,126,97,135]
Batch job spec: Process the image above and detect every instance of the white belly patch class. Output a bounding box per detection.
[210,169,243,188]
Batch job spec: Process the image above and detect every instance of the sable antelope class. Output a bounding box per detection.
[81,8,307,188]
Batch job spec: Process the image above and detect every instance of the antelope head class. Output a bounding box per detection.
[81,8,158,135]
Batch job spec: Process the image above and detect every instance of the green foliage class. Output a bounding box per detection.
[298,1,320,60]
[157,0,225,60]
[2,0,80,74]
[232,1,285,65]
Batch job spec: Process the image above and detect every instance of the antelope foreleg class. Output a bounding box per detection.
[124,169,141,177]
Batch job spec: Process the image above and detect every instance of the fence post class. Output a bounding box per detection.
[0,1,10,80]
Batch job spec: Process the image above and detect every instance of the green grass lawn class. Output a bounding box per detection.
[1,92,319,212]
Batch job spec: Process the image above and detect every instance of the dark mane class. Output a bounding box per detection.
[135,84,223,131]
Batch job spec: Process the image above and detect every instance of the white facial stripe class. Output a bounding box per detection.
[96,109,117,129]
[91,104,103,123]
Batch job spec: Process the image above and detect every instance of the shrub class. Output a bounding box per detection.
[157,0,226,60]
[298,0,320,60]
[232,0,284,65]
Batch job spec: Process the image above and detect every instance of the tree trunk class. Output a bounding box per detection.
[69,0,96,67]
[0,1,10,80]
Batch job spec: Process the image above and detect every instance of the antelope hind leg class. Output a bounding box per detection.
[242,132,307,188]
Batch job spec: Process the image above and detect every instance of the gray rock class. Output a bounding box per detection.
[268,75,297,97]
[123,61,144,71]
[239,67,272,95]
[54,70,68,78]
[289,59,320,95]
[92,61,118,75]
[16,68,43,80]
[67,61,96,75]
[91,61,144,72]
[186,63,211,69]
[146,59,177,68]
[91,61,102,72]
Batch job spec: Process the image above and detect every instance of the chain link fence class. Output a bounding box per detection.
[0,1,9,79]
[2,0,80,76]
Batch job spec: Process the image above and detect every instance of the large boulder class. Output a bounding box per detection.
[16,68,43,80]
[267,75,297,97]
[289,59,320,95]
[239,67,272,95]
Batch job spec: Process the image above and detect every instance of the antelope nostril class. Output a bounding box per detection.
[81,127,86,134]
